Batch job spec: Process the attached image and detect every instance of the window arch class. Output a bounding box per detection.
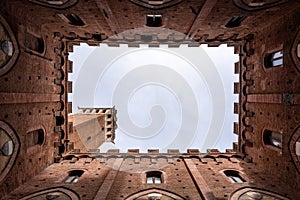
[230,187,289,200]
[28,0,78,9]
[65,170,84,183]
[223,170,246,183]
[0,15,19,76]
[263,129,282,149]
[264,50,283,68]
[0,121,20,183]
[18,187,80,200]
[146,171,163,184]
[125,188,185,200]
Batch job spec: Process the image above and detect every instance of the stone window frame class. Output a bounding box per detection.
[28,0,78,9]
[0,121,20,183]
[0,15,20,76]
[125,188,185,200]
[230,187,289,200]
[18,187,80,200]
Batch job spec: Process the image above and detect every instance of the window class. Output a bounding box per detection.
[1,40,13,56]
[26,129,45,147]
[146,14,163,27]
[225,16,245,28]
[25,32,45,54]
[59,14,85,26]
[146,171,162,184]
[224,170,245,183]
[297,43,300,58]
[263,130,282,149]
[65,170,84,183]
[148,0,163,5]
[1,140,13,156]
[43,0,66,5]
[296,141,300,156]
[264,51,283,68]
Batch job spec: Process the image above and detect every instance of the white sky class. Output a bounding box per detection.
[69,43,239,153]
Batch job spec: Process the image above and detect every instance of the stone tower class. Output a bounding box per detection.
[0,0,299,199]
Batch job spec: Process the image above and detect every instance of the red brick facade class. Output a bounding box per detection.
[0,0,299,199]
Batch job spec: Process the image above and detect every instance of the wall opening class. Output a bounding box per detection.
[263,129,282,149]
[68,42,239,153]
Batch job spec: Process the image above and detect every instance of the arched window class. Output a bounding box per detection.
[263,130,282,149]
[0,121,20,183]
[28,0,78,9]
[65,170,84,183]
[224,170,246,183]
[1,40,13,56]
[1,140,13,156]
[264,50,283,68]
[146,171,162,184]
[26,129,45,147]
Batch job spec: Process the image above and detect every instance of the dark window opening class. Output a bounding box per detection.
[65,170,84,183]
[25,33,45,54]
[26,129,45,147]
[224,170,245,183]
[263,130,282,149]
[64,14,85,26]
[146,171,162,184]
[107,128,112,132]
[225,16,245,28]
[106,134,112,138]
[107,114,112,119]
[264,50,283,68]
[146,14,163,27]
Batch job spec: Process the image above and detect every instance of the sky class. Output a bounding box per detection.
[68,42,239,153]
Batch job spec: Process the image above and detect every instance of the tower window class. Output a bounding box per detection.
[63,14,85,26]
[44,0,65,5]
[263,130,282,149]
[224,170,245,183]
[26,129,45,147]
[146,171,162,184]
[225,16,245,28]
[65,170,84,183]
[25,32,45,54]
[1,140,13,156]
[1,40,13,56]
[146,14,162,27]
[264,50,283,68]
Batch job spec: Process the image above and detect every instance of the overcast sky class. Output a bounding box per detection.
[69,43,239,153]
